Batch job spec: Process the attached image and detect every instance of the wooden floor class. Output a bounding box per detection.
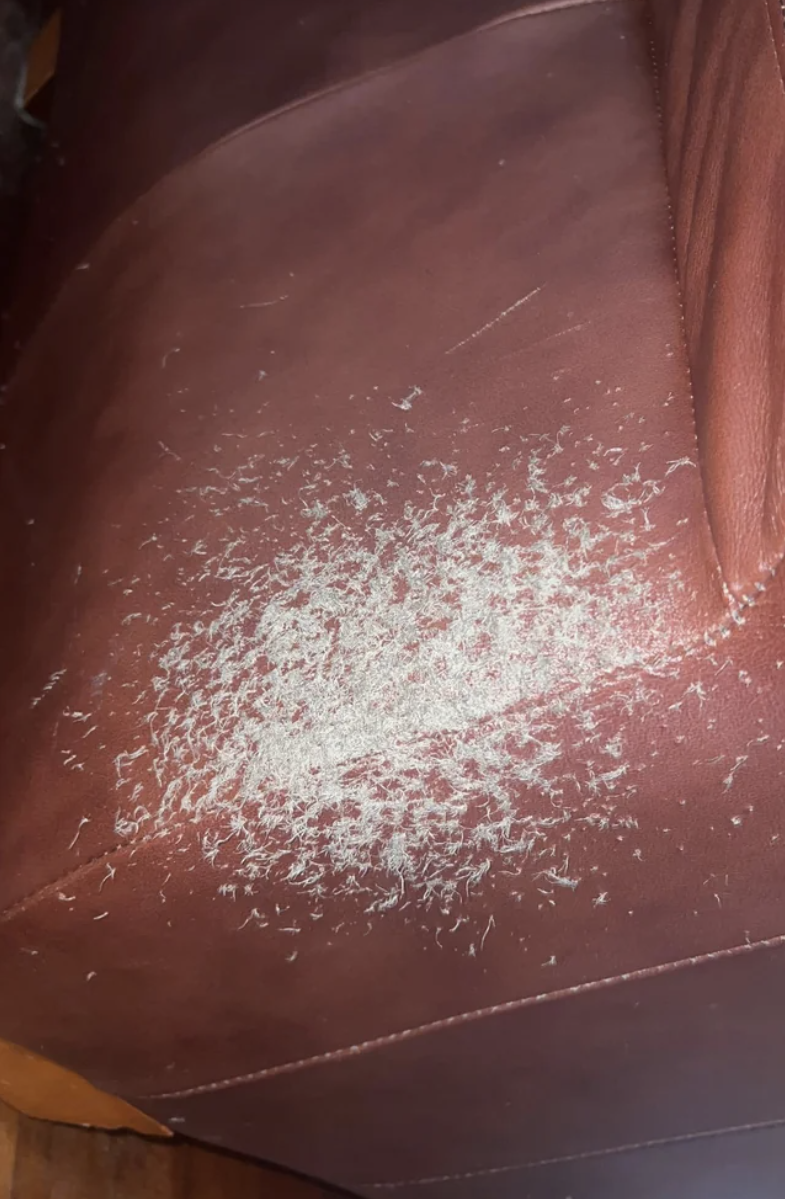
[0,1100,333,1199]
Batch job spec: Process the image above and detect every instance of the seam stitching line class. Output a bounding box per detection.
[360,1116,785,1189]
[645,14,728,598]
[143,929,785,1099]
[764,0,785,95]
[0,833,158,925]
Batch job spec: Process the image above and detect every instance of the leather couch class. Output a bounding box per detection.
[2,0,785,1195]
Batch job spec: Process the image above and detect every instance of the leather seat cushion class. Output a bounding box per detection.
[3,0,785,1194]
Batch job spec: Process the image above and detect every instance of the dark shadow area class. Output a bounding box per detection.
[0,0,42,332]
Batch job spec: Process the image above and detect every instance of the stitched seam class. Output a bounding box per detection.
[764,0,785,94]
[644,12,728,600]
[361,1117,785,1188]
[143,929,785,1099]
[0,833,157,925]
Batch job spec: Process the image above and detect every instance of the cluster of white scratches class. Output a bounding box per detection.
[113,428,684,918]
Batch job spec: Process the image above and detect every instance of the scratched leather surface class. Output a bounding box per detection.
[1,0,785,1195]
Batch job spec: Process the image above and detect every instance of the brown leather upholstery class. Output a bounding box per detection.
[651,0,785,595]
[2,0,785,1195]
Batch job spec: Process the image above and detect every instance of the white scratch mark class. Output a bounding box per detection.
[67,817,90,850]
[665,457,696,476]
[31,668,67,708]
[479,914,495,952]
[391,386,422,411]
[241,296,289,308]
[724,755,748,790]
[99,864,117,892]
[445,288,542,355]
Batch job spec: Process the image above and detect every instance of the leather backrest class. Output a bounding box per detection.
[649,0,785,598]
[8,0,530,350]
